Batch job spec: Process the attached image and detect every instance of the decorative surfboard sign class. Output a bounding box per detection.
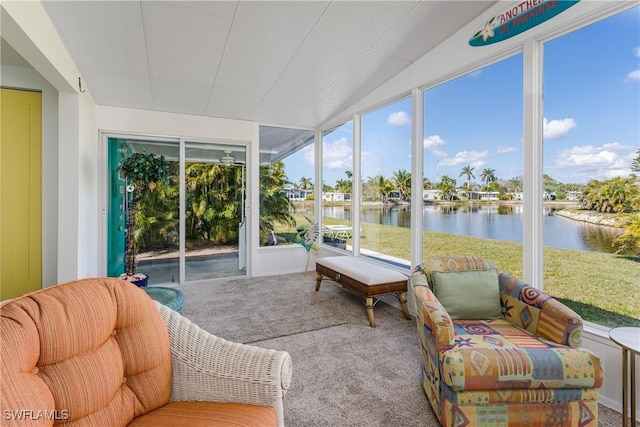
[470,0,580,47]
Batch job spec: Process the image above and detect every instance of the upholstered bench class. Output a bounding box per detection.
[315,256,411,327]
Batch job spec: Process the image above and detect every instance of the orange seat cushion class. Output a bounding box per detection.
[1,278,172,425]
[128,401,278,427]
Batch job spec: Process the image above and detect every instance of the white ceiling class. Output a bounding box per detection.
[28,1,497,130]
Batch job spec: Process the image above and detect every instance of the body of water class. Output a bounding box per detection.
[319,203,623,254]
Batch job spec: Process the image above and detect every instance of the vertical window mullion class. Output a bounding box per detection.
[411,88,424,269]
[352,114,361,257]
[179,139,186,284]
[522,39,544,289]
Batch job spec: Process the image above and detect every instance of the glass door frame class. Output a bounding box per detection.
[101,131,250,284]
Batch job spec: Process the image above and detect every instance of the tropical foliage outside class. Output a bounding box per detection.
[135,160,298,252]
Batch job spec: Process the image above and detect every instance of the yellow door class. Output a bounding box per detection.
[1,88,42,300]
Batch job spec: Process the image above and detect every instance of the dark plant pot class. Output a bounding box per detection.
[133,276,148,287]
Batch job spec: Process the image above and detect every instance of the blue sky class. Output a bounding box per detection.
[284,6,639,189]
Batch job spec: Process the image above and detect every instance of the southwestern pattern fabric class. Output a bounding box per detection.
[411,256,603,427]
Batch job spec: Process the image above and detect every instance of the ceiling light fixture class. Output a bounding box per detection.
[220,150,235,165]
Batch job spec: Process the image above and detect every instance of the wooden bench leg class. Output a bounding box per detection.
[398,292,411,320]
[315,272,323,291]
[366,297,375,327]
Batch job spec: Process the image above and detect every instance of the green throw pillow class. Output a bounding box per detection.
[431,268,502,320]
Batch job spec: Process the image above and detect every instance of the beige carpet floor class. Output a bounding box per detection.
[175,271,629,427]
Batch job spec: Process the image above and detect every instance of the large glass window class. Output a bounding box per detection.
[423,54,524,275]
[321,122,353,251]
[360,97,412,265]
[258,126,315,248]
[543,6,640,327]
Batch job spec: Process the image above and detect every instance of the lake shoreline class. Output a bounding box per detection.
[554,208,621,228]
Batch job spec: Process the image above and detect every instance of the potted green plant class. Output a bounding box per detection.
[118,151,169,286]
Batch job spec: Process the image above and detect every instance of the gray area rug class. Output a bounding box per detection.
[177,271,626,427]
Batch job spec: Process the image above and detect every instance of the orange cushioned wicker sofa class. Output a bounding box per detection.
[1,278,292,427]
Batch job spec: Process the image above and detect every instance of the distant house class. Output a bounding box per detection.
[322,192,351,202]
[468,191,499,201]
[286,189,313,201]
[566,191,582,201]
[423,190,440,201]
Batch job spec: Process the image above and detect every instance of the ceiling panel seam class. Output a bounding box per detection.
[203,1,240,115]
[139,0,155,110]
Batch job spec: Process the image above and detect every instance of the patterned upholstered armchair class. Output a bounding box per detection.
[411,256,603,427]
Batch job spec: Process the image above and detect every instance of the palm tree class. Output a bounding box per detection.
[259,161,296,242]
[508,177,523,193]
[392,169,411,200]
[334,179,351,193]
[480,168,497,189]
[437,175,457,200]
[423,177,432,190]
[184,162,243,243]
[368,174,393,202]
[613,213,640,255]
[580,177,639,214]
[299,176,313,190]
[459,165,475,190]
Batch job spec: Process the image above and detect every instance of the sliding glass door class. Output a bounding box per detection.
[184,142,246,281]
[107,136,246,285]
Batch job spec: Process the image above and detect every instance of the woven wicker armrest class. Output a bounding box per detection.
[154,302,293,426]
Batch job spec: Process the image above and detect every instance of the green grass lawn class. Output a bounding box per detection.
[282,214,640,327]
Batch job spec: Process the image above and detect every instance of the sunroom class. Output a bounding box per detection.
[1,0,638,422]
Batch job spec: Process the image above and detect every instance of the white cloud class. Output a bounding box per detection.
[388,111,410,126]
[634,46,640,58]
[423,135,445,149]
[497,145,518,153]
[438,150,488,166]
[543,117,576,140]
[553,142,636,180]
[626,69,640,81]
[469,70,482,78]
[433,150,448,158]
[322,137,353,169]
